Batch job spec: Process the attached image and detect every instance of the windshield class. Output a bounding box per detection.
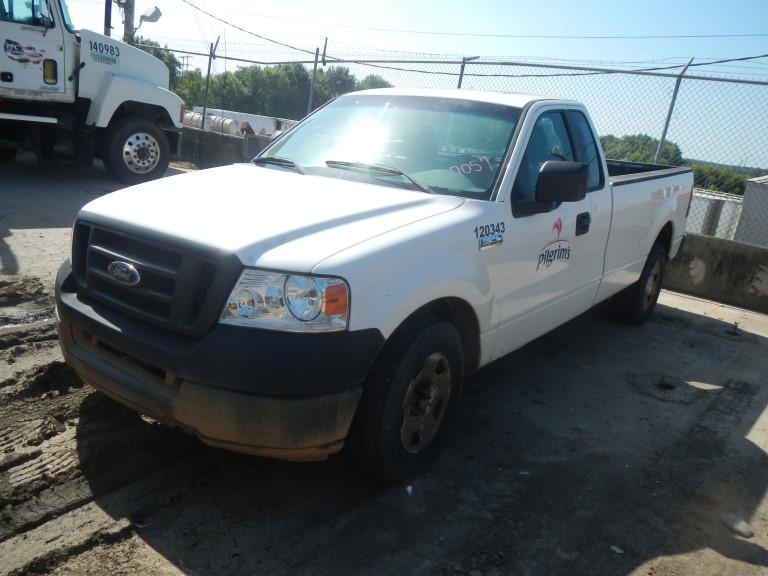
[58,0,75,31]
[262,94,522,200]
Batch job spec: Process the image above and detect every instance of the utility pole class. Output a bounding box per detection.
[103,0,111,37]
[122,0,135,43]
[201,36,220,131]
[457,56,479,89]
[654,57,694,164]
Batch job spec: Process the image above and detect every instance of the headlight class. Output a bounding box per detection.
[220,269,349,332]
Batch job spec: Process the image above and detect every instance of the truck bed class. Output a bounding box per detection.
[607,159,692,187]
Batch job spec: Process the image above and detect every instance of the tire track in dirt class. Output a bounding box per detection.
[0,315,202,574]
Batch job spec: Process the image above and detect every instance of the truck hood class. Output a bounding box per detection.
[78,164,465,272]
[79,30,169,89]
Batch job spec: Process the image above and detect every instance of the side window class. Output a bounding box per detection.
[566,110,604,191]
[512,111,574,203]
[1,0,53,26]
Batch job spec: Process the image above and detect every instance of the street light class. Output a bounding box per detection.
[135,6,161,33]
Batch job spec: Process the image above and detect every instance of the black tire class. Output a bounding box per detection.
[613,243,667,325]
[348,318,464,482]
[104,116,170,183]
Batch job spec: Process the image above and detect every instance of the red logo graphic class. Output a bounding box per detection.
[552,217,563,240]
[537,216,571,271]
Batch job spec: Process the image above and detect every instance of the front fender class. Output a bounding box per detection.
[312,205,497,364]
[84,75,183,129]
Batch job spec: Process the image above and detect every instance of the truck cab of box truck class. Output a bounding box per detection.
[0,0,183,181]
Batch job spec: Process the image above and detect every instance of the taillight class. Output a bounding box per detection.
[685,188,693,217]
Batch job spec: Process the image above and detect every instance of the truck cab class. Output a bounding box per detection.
[0,0,182,181]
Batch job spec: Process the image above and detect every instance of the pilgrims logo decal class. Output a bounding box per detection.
[537,217,571,271]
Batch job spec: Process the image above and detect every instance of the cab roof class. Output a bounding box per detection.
[346,88,574,109]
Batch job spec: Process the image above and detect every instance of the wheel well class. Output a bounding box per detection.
[101,102,178,159]
[655,222,674,257]
[388,298,481,374]
[107,101,174,129]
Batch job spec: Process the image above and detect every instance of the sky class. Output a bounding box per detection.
[64,0,768,75]
[62,0,768,167]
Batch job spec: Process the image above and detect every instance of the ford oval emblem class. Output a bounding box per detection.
[107,261,141,286]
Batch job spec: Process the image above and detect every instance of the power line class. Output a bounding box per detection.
[165,0,768,82]
[176,0,316,56]
[180,4,768,41]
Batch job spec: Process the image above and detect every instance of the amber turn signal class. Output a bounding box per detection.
[323,283,349,316]
[43,59,58,85]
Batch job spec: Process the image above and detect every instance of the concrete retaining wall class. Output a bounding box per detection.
[664,233,768,314]
[179,129,271,168]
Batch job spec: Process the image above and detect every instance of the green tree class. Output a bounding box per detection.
[209,71,248,111]
[598,133,762,195]
[355,74,393,91]
[599,133,683,166]
[131,36,182,90]
[315,67,357,106]
[260,64,312,119]
[687,163,749,195]
[174,69,205,107]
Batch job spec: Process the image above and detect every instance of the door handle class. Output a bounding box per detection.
[576,212,591,236]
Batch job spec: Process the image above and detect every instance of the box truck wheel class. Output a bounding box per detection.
[105,117,170,183]
[348,318,464,482]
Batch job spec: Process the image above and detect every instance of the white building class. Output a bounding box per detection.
[734,175,768,248]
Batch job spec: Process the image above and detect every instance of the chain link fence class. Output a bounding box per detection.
[152,44,768,247]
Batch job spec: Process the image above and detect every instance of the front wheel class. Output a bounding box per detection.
[348,319,464,482]
[104,117,170,183]
[613,243,667,325]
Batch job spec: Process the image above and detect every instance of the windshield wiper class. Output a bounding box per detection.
[252,156,305,174]
[325,160,433,194]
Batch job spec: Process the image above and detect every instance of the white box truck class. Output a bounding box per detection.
[0,0,182,181]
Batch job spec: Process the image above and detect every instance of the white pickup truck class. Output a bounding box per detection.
[55,89,693,481]
[0,0,182,181]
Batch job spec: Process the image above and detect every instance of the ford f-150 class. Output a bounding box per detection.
[55,89,694,480]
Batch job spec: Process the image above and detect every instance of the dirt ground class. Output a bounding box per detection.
[1,156,768,576]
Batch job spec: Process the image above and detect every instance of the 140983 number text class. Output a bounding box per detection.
[88,41,120,58]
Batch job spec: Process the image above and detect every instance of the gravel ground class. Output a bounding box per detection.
[1,158,767,575]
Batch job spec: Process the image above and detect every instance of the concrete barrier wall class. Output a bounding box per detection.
[179,129,272,168]
[664,233,768,314]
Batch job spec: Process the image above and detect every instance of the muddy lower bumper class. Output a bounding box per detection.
[55,262,383,461]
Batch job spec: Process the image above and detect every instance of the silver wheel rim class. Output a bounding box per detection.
[122,132,160,174]
[643,260,662,310]
[400,352,452,455]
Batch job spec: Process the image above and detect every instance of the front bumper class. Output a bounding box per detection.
[56,262,384,461]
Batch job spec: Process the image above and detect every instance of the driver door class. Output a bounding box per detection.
[1,0,65,97]
[491,108,593,360]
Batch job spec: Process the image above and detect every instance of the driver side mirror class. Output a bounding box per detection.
[535,160,588,203]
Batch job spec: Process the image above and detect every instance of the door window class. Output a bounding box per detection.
[0,0,53,27]
[566,111,604,191]
[512,111,574,203]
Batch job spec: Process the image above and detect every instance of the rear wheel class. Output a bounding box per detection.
[613,243,667,325]
[349,319,464,482]
[104,117,170,183]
